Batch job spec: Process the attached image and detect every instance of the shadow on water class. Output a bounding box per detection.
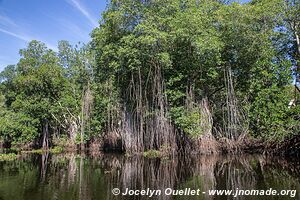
[0,153,299,200]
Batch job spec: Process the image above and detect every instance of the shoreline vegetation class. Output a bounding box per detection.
[0,0,299,159]
[0,133,299,160]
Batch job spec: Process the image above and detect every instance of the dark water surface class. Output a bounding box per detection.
[0,153,299,200]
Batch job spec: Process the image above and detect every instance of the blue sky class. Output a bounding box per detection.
[0,0,107,71]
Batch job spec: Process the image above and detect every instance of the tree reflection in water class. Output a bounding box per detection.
[0,153,299,200]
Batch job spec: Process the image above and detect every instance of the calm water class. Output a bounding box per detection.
[0,153,299,200]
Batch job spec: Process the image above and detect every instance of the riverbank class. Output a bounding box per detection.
[1,134,299,159]
[258,134,300,157]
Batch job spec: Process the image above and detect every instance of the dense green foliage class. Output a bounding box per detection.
[0,0,299,151]
[0,153,17,161]
[0,41,96,148]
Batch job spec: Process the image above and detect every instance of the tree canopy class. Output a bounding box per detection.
[0,0,299,152]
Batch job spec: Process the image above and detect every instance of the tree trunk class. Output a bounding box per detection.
[224,66,245,140]
[295,30,300,58]
[80,83,94,150]
[81,92,85,150]
[42,119,49,150]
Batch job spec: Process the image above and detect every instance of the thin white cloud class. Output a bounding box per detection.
[45,12,90,41]
[0,27,57,51]
[0,27,30,42]
[0,14,18,27]
[66,0,98,27]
